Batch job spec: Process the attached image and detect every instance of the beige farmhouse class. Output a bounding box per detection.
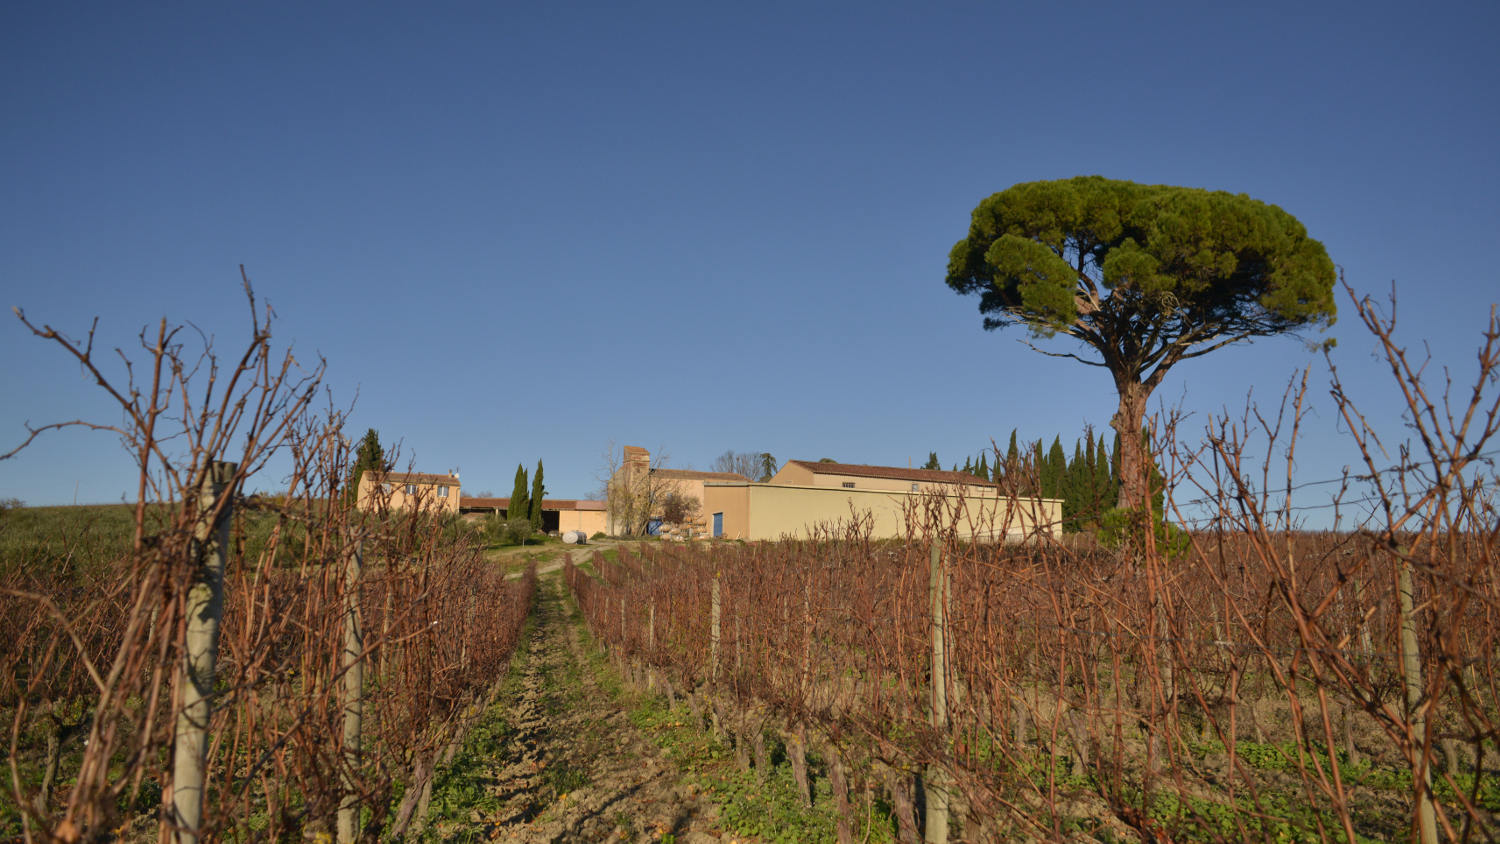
[356,471,461,515]
[701,460,1062,542]
[605,448,1061,542]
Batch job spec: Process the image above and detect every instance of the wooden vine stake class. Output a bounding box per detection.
[337,542,365,843]
[710,573,722,685]
[647,599,656,692]
[1397,547,1437,844]
[926,539,950,844]
[170,461,236,844]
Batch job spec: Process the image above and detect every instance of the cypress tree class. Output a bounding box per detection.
[1044,437,1066,499]
[1064,439,1086,530]
[976,453,989,481]
[529,459,545,532]
[1080,432,1099,526]
[508,464,529,523]
[1096,433,1116,516]
[962,456,973,475]
[1111,433,1122,497]
[923,452,941,471]
[1000,430,1020,485]
[347,428,388,504]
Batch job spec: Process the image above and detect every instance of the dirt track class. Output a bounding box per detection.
[429,569,733,843]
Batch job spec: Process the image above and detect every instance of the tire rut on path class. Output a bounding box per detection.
[450,568,732,843]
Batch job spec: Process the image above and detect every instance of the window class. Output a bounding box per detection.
[438,485,449,498]
[842,481,855,489]
[405,484,417,495]
[911,483,920,492]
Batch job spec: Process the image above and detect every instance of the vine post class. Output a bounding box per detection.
[926,538,950,844]
[337,541,365,844]
[1396,548,1437,844]
[169,460,237,844]
[710,574,722,685]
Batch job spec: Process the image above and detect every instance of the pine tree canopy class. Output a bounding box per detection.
[947,176,1335,512]
[946,176,1336,349]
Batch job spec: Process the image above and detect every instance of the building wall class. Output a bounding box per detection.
[705,484,751,539]
[559,508,607,536]
[702,482,1061,542]
[769,462,816,486]
[664,478,708,511]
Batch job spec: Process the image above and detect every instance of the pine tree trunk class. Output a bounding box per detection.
[1111,380,1152,511]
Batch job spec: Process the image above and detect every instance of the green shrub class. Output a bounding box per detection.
[1098,506,1190,559]
[439,513,478,544]
[484,516,534,546]
[590,531,606,540]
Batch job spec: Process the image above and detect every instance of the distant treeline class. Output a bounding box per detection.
[927,428,1165,533]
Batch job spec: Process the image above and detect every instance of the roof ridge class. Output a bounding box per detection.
[787,459,996,485]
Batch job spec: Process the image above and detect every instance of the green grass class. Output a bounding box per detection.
[627,695,875,843]
[421,621,536,841]
[0,503,142,577]
[0,500,401,578]
[422,708,516,836]
[559,564,888,843]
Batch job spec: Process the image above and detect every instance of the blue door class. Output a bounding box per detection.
[713,512,724,538]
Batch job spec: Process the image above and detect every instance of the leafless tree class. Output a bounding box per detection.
[711,450,774,480]
[599,443,690,535]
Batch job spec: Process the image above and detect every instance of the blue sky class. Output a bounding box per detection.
[3,1,1497,526]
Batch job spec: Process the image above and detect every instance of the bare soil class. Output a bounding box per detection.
[424,568,734,843]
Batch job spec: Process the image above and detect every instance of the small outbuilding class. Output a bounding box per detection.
[459,496,607,536]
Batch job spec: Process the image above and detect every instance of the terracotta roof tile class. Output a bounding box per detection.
[367,472,458,485]
[651,468,750,482]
